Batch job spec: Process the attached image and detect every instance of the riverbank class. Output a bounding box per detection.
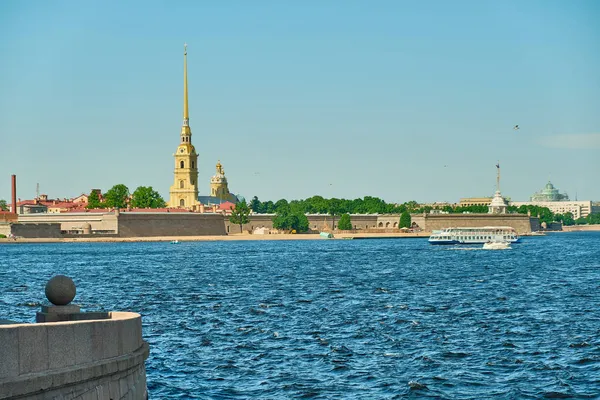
[560,224,600,232]
[0,231,431,244]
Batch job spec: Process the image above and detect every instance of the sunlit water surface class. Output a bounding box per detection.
[1,232,599,399]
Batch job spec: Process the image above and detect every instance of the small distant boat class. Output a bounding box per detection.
[483,241,511,250]
[170,240,180,244]
[319,232,334,239]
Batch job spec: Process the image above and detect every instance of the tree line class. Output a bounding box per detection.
[87,184,166,209]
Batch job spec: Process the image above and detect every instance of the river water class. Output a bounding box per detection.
[1,232,599,399]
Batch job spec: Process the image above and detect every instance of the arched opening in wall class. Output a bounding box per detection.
[227,225,230,233]
[393,222,398,228]
[354,225,357,229]
[191,161,195,169]
[386,222,390,228]
[179,180,184,189]
[180,199,185,207]
[180,161,184,169]
[378,222,383,228]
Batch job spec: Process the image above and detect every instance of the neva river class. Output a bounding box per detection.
[1,232,599,399]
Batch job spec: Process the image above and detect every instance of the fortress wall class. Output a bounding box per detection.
[18,213,118,233]
[8,223,63,238]
[118,212,226,237]
[225,214,380,234]
[422,214,533,234]
[0,312,149,400]
[0,224,10,236]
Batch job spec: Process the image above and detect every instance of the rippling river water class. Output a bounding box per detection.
[1,232,599,399]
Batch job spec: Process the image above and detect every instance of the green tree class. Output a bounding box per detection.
[338,213,352,230]
[86,190,102,209]
[588,213,600,225]
[131,186,166,208]
[103,184,130,209]
[400,211,411,228]
[575,217,588,225]
[0,199,7,211]
[294,212,310,233]
[272,207,292,231]
[274,199,289,212]
[249,196,263,213]
[263,200,276,213]
[230,201,251,233]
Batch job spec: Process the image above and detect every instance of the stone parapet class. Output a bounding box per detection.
[0,312,148,399]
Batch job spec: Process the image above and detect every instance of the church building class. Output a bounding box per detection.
[168,45,241,209]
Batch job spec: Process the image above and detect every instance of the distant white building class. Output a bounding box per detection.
[510,200,594,219]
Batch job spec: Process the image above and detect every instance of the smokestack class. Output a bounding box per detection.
[11,175,17,215]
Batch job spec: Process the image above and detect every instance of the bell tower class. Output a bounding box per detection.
[169,44,199,209]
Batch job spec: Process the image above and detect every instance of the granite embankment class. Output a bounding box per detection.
[0,276,149,400]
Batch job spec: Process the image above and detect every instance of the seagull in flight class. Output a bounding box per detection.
[513,125,520,130]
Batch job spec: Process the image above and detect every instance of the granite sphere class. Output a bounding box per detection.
[45,275,76,305]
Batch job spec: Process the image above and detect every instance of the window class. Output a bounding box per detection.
[191,161,195,169]
[179,199,185,207]
[180,161,184,169]
[179,180,184,189]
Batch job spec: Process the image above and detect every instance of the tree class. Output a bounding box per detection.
[272,207,292,231]
[131,186,166,208]
[575,217,588,225]
[274,199,289,212]
[0,199,7,211]
[230,201,251,233]
[103,184,130,209]
[272,207,309,232]
[249,196,262,213]
[294,213,310,233]
[86,190,102,209]
[400,211,411,228]
[338,213,352,230]
[588,213,600,225]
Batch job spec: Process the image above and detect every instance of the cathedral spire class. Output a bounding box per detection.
[183,43,189,123]
[181,43,191,142]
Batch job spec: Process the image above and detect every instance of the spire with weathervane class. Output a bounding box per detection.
[169,43,199,209]
[488,161,508,214]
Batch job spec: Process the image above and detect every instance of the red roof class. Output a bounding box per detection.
[217,201,236,211]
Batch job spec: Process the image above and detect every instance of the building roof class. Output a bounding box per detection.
[217,201,236,211]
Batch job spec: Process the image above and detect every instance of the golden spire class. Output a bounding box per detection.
[181,43,191,141]
[183,43,189,122]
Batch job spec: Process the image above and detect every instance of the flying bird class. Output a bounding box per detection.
[513,125,519,130]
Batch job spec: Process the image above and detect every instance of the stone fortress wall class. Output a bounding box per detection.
[422,213,534,234]
[117,212,226,237]
[6,211,537,237]
[225,213,535,234]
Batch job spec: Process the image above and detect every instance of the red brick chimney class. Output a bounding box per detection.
[11,175,17,215]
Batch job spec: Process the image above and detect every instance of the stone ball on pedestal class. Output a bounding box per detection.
[45,275,76,306]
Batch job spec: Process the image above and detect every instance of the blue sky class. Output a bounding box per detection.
[1,0,599,204]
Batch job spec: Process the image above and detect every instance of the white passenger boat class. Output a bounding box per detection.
[428,226,519,245]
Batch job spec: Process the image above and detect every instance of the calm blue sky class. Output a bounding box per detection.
[1,0,599,204]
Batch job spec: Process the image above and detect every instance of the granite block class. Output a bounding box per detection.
[18,324,48,374]
[0,327,19,379]
[47,324,76,370]
[72,322,93,365]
